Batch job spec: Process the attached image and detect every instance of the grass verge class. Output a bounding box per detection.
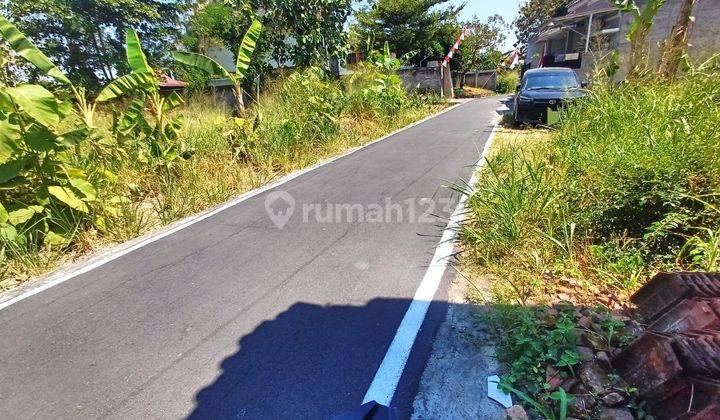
[0,68,445,291]
[459,73,720,417]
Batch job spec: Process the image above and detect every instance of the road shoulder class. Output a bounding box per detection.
[411,273,504,419]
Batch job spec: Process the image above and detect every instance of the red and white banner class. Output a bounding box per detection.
[508,49,520,69]
[441,28,468,68]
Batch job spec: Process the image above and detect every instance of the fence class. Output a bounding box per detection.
[397,67,443,94]
[452,70,497,90]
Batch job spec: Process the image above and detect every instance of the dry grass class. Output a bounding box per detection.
[1,92,443,291]
[459,86,495,98]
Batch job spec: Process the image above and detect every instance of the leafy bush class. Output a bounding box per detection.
[495,71,519,93]
[345,42,414,119]
[345,66,411,118]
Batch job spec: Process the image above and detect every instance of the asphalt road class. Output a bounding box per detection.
[0,97,501,419]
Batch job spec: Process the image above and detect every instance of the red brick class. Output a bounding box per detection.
[649,299,720,333]
[631,273,720,321]
[613,332,685,400]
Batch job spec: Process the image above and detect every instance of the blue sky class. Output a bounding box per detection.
[450,0,523,50]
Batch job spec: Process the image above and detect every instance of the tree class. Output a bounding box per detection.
[262,0,352,67]
[514,0,572,55]
[1,0,188,90]
[185,0,352,73]
[351,0,464,65]
[459,14,506,72]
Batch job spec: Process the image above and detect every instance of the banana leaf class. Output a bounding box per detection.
[125,28,152,74]
[96,72,155,102]
[0,15,71,85]
[235,19,263,81]
[5,84,62,128]
[162,91,184,113]
[0,116,21,163]
[172,51,231,79]
[118,92,147,133]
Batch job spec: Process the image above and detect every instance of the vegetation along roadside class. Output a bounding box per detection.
[457,62,720,418]
[0,18,445,291]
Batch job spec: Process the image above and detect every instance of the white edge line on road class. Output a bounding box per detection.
[362,110,504,407]
[0,100,479,312]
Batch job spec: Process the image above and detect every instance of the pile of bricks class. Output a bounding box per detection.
[613,272,720,419]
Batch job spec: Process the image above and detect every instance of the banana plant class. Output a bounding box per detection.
[99,28,193,171]
[0,15,101,248]
[172,19,262,114]
[0,16,171,250]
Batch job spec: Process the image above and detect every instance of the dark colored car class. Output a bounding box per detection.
[513,67,586,125]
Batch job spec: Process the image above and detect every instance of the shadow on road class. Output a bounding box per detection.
[187,298,450,419]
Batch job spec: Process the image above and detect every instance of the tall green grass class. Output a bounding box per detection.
[462,73,720,417]
[463,72,720,303]
[557,76,720,249]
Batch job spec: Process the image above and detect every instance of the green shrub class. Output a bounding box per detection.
[345,64,413,119]
[495,71,519,94]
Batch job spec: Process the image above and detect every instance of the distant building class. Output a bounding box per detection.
[158,74,188,94]
[525,0,720,80]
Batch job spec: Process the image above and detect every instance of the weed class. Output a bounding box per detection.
[461,148,555,261]
[496,71,519,94]
[490,305,579,397]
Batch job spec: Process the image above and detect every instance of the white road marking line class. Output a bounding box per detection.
[0,101,477,312]
[362,112,503,406]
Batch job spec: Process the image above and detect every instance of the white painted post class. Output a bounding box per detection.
[585,13,594,53]
[440,65,444,97]
[565,29,571,53]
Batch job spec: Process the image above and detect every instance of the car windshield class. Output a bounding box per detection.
[523,72,580,90]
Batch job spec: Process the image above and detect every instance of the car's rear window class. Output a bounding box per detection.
[523,72,580,90]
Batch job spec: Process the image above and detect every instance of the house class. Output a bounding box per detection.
[525,0,720,80]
